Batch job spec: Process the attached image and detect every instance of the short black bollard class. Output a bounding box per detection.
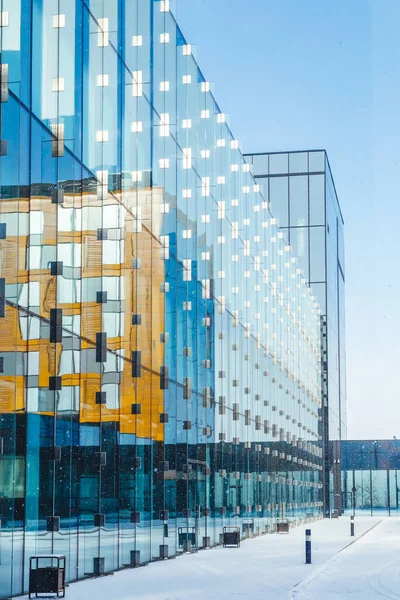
[350,515,355,537]
[305,529,312,564]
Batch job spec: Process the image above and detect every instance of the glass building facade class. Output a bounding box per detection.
[0,2,322,596]
[244,151,346,513]
[337,440,400,516]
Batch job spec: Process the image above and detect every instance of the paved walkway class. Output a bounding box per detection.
[294,518,400,599]
[19,517,379,600]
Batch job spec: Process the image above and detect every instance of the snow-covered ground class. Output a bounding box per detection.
[18,516,388,600]
[294,518,400,599]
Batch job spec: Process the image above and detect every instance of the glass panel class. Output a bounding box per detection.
[389,470,400,514]
[309,174,325,226]
[310,282,326,313]
[289,152,307,173]
[309,227,326,282]
[308,151,325,173]
[251,154,268,175]
[371,470,389,516]
[289,175,308,227]
[269,177,289,227]
[290,227,309,281]
[269,153,288,175]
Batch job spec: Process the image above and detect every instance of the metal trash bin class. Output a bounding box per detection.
[178,527,196,549]
[223,526,240,548]
[29,555,66,599]
[276,521,289,534]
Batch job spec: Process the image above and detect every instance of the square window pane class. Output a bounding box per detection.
[289,152,308,173]
[269,153,288,174]
[251,154,268,175]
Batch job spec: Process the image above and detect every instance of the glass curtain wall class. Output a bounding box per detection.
[0,2,322,597]
[244,150,346,514]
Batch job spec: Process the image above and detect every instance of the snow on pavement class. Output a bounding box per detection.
[294,518,400,599]
[28,517,380,600]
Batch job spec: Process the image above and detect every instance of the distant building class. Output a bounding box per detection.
[338,439,400,515]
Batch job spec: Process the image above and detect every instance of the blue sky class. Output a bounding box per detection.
[174,0,400,439]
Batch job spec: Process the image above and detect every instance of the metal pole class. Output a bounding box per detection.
[350,515,354,537]
[305,529,312,564]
